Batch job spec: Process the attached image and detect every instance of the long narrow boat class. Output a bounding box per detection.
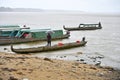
[0,34,70,45]
[63,22,102,31]
[11,41,87,53]
[0,25,30,36]
[0,25,70,45]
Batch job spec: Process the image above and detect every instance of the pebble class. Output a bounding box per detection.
[0,78,3,80]
[8,76,18,80]
[0,62,4,65]
[77,52,83,54]
[90,67,97,70]
[4,48,7,50]
[80,59,84,61]
[17,72,24,75]
[44,57,53,62]
[96,73,104,77]
[1,68,17,72]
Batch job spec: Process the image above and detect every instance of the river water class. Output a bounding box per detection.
[0,12,120,69]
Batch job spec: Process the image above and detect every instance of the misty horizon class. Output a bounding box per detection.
[0,7,88,13]
[0,7,120,14]
[0,0,120,13]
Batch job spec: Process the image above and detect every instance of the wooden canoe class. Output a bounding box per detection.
[11,41,87,54]
[0,34,70,45]
[63,23,102,31]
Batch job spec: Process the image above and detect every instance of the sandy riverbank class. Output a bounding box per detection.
[0,52,120,80]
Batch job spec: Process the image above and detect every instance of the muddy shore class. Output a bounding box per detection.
[0,52,120,80]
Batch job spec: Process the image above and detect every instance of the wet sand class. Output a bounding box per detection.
[0,52,120,80]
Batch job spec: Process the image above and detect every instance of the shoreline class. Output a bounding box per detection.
[0,52,120,80]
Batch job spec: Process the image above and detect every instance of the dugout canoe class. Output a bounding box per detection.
[11,41,87,54]
[63,22,102,31]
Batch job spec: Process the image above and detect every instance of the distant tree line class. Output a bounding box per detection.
[0,7,44,12]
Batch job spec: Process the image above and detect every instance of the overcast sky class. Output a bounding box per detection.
[0,0,120,13]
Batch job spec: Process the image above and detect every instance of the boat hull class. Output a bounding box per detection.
[63,23,102,31]
[63,26,102,31]
[0,34,70,45]
[64,27,101,31]
[11,41,87,53]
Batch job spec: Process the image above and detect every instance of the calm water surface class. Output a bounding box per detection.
[0,12,120,69]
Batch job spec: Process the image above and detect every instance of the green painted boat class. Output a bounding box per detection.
[0,25,30,36]
[0,29,70,45]
[11,40,87,54]
[0,25,20,36]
